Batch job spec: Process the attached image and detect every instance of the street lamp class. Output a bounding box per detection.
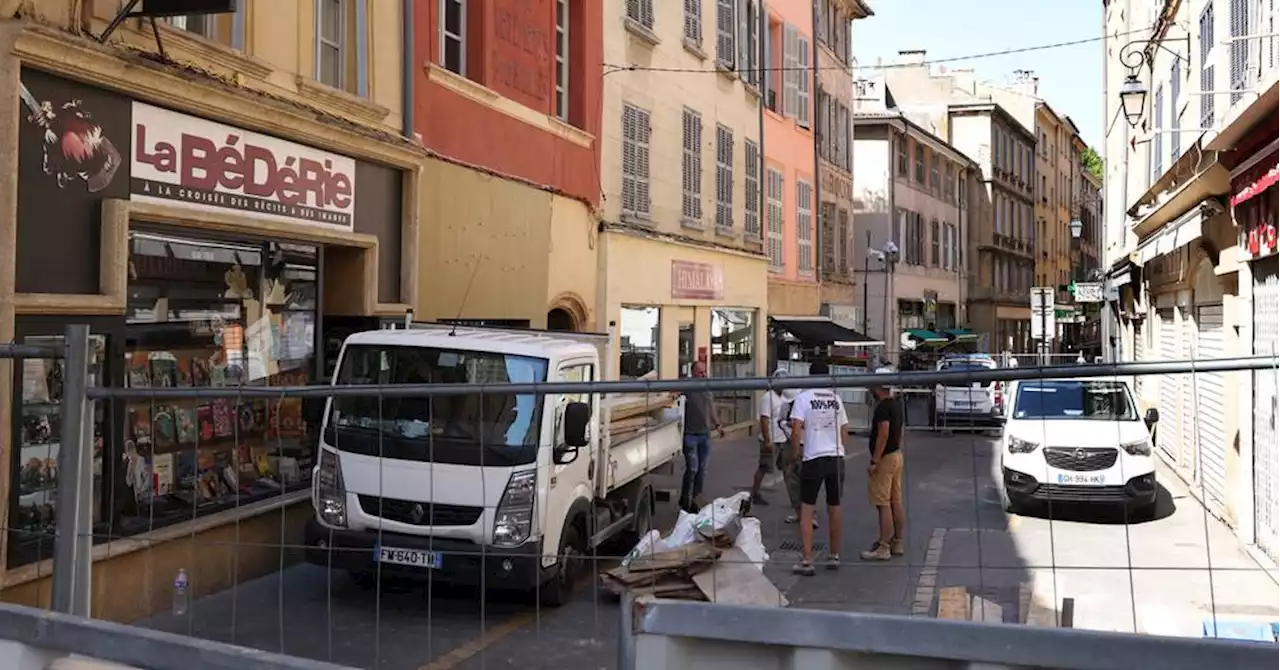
[1068,219,1083,239]
[1119,74,1148,128]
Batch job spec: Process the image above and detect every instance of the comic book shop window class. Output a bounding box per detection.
[117,230,318,535]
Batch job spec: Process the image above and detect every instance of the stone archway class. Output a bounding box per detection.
[546,291,589,331]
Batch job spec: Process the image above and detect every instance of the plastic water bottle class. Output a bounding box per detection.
[172,569,189,616]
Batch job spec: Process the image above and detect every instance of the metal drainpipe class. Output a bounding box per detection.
[811,1,823,304]
[402,0,415,139]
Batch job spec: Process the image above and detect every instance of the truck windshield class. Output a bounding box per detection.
[325,344,549,466]
[1012,381,1138,421]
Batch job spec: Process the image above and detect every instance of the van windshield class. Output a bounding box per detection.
[325,344,549,466]
[1012,381,1138,421]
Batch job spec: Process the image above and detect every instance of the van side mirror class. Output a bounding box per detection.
[1144,407,1159,427]
[555,401,591,464]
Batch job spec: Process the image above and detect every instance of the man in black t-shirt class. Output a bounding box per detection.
[860,367,906,561]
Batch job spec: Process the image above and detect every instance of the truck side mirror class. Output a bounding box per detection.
[1144,407,1159,427]
[562,401,590,448]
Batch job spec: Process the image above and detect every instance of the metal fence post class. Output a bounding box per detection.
[50,324,92,617]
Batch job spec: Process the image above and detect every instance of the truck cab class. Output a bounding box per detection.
[304,324,683,605]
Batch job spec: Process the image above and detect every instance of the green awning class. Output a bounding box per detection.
[942,328,978,342]
[904,329,948,345]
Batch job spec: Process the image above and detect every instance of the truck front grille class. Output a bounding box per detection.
[357,495,483,527]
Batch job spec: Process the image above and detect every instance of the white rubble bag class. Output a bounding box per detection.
[734,517,768,571]
[621,492,755,567]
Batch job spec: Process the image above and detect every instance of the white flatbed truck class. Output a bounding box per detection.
[304,323,684,605]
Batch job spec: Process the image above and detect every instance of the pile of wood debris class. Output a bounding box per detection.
[600,531,787,607]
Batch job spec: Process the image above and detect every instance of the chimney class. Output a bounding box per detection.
[1012,69,1039,97]
[897,49,927,65]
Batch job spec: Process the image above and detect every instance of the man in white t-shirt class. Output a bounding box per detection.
[752,369,807,521]
[788,361,849,576]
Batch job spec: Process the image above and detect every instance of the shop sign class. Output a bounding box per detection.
[1232,153,1278,261]
[131,103,357,229]
[670,260,724,300]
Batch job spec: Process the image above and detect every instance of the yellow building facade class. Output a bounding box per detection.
[0,1,421,621]
[601,0,769,426]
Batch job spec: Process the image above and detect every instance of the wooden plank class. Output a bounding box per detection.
[691,547,788,607]
[969,594,1004,623]
[936,586,970,620]
[1026,573,1061,627]
[624,542,720,573]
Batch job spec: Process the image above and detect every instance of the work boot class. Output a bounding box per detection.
[890,537,905,556]
[859,541,891,561]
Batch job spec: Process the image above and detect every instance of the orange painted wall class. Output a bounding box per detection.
[764,0,815,283]
[414,0,603,206]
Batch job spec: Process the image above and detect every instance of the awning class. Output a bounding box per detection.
[1127,144,1230,239]
[771,317,883,347]
[1106,259,1137,288]
[1134,202,1214,265]
[941,328,978,342]
[904,329,948,345]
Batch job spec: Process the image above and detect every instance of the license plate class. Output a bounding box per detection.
[1056,473,1106,486]
[374,545,442,568]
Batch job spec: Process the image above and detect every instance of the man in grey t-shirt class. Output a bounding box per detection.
[679,361,724,511]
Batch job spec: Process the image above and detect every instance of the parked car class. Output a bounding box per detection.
[999,377,1160,521]
[933,354,1004,430]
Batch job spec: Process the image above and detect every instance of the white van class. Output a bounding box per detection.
[999,377,1160,521]
[933,354,1004,429]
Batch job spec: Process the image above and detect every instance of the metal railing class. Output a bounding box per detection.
[1,324,1276,669]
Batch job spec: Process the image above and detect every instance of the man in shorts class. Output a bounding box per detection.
[788,361,848,575]
[861,367,906,561]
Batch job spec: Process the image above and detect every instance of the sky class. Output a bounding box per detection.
[853,0,1106,148]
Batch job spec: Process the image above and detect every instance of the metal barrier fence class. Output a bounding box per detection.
[0,324,1277,669]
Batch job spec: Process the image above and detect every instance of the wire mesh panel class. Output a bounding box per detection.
[5,331,1278,669]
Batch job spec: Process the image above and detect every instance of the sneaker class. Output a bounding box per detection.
[824,554,842,571]
[890,538,905,556]
[859,541,892,561]
[792,561,816,576]
[783,514,819,529]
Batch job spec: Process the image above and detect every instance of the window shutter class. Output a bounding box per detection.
[797,35,811,127]
[783,24,797,117]
[738,0,749,71]
[637,107,651,215]
[716,0,735,67]
[684,0,701,43]
[820,202,836,276]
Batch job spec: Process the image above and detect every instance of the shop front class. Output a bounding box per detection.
[1,67,417,620]
[598,232,768,429]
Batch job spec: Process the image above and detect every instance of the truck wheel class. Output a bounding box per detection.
[619,487,654,548]
[540,523,584,608]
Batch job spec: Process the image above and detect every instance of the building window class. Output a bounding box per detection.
[783,24,799,118]
[165,13,217,40]
[914,144,925,183]
[943,162,954,201]
[740,0,761,87]
[1152,85,1164,182]
[796,34,812,127]
[682,108,704,224]
[1200,4,1216,128]
[716,0,736,67]
[838,208,851,276]
[317,0,345,88]
[555,0,569,121]
[628,0,656,30]
[440,0,466,76]
[1229,0,1249,105]
[896,134,908,177]
[619,306,660,379]
[710,308,757,424]
[715,125,734,231]
[930,152,940,190]
[621,104,652,218]
[745,140,761,238]
[797,180,813,273]
[766,167,784,270]
[684,0,702,44]
[930,219,940,267]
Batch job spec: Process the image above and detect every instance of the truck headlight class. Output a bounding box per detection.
[1007,436,1039,454]
[1120,440,1151,456]
[314,448,347,528]
[493,470,536,547]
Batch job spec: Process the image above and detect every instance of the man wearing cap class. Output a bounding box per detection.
[788,360,848,575]
[861,367,906,561]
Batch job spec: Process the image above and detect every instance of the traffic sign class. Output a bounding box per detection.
[1030,286,1056,341]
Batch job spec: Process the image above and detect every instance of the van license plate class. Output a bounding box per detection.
[375,545,442,569]
[1056,474,1105,486]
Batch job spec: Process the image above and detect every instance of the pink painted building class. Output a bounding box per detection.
[762,0,819,316]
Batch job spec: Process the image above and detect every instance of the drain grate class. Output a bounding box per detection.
[776,540,826,552]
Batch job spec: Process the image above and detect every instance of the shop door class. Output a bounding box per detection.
[1253,257,1279,562]
[1178,308,1197,477]
[1194,304,1228,515]
[1156,309,1181,465]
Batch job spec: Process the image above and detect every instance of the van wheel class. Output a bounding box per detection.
[540,524,584,608]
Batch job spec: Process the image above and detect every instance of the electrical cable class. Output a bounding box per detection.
[603,26,1156,76]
